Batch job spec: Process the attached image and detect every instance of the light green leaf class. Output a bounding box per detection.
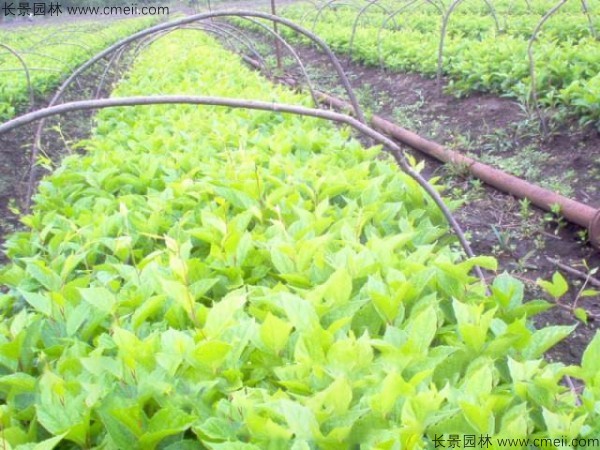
[18,290,52,316]
[537,272,569,299]
[582,332,600,376]
[574,307,588,324]
[79,287,116,314]
[26,262,62,292]
[460,402,494,435]
[192,341,231,370]
[323,268,353,306]
[260,313,293,354]
[204,291,246,338]
[194,417,238,441]
[139,408,195,449]
[278,293,319,332]
[523,325,575,359]
[16,433,66,450]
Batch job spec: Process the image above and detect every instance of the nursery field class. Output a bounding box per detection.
[0,17,157,121]
[0,27,599,448]
[282,0,600,126]
[0,4,600,449]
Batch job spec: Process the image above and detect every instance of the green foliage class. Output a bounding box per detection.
[279,0,600,126]
[537,271,569,299]
[0,30,598,448]
[0,17,157,121]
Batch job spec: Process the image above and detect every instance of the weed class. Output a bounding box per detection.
[543,203,568,234]
[519,198,533,220]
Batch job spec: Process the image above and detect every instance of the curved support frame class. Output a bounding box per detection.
[283,0,319,23]
[0,95,484,284]
[125,25,273,86]
[348,0,397,55]
[311,0,357,32]
[297,0,347,25]
[205,21,271,67]
[234,18,319,106]
[39,10,364,122]
[0,67,62,73]
[481,0,501,34]
[201,22,272,72]
[27,11,365,214]
[94,47,128,100]
[0,44,34,112]
[580,0,598,39]
[26,40,95,55]
[527,0,568,136]
[24,26,112,52]
[138,21,318,108]
[377,0,423,68]
[10,51,69,66]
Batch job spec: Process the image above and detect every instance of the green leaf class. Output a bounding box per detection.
[18,289,52,316]
[0,373,36,395]
[522,325,575,359]
[492,273,524,309]
[463,255,498,271]
[26,261,62,292]
[260,313,293,354]
[275,401,320,441]
[192,341,232,371]
[132,295,167,330]
[194,417,238,442]
[278,293,319,332]
[574,307,588,324]
[139,408,195,449]
[206,443,261,450]
[537,272,569,299]
[582,332,600,376]
[460,402,494,435]
[99,400,144,449]
[36,396,88,446]
[498,403,528,437]
[79,287,116,314]
[323,268,353,306]
[314,376,353,415]
[66,302,92,336]
[406,304,437,352]
[204,291,246,338]
[270,246,296,274]
[162,440,204,450]
[369,371,407,417]
[16,433,67,450]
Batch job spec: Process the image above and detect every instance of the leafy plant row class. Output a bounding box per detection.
[335,0,598,17]
[296,6,600,42]
[1,30,599,449]
[280,3,600,126]
[0,17,157,121]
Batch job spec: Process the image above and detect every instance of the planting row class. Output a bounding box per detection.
[0,30,599,448]
[300,4,600,42]
[281,1,600,126]
[0,17,157,121]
